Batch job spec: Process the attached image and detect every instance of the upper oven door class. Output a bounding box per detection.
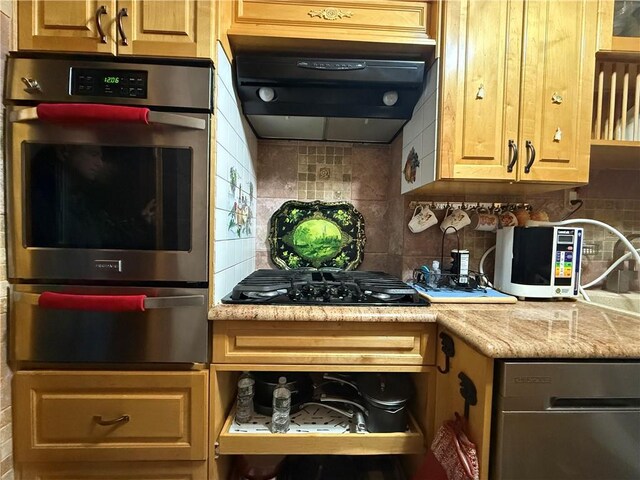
[6,106,210,283]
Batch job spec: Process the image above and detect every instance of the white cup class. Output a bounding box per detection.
[408,205,438,233]
[440,208,471,233]
[470,209,499,232]
[498,210,519,227]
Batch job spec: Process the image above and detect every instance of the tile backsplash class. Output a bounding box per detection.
[256,140,392,272]
[254,134,640,292]
[213,42,258,303]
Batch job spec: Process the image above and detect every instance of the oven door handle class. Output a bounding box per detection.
[14,292,205,311]
[9,106,206,130]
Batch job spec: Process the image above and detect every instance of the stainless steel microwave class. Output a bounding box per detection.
[4,54,213,284]
[494,226,583,299]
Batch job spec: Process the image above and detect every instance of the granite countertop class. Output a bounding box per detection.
[210,301,640,359]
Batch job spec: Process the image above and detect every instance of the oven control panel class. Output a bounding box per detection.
[71,68,148,98]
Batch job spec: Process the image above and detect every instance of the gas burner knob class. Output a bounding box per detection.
[336,283,351,298]
[301,283,315,297]
[352,288,368,302]
[321,288,332,302]
[288,289,302,301]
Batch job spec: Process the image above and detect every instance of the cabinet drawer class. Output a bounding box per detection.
[213,321,435,365]
[14,371,208,462]
[230,0,435,52]
[18,461,207,480]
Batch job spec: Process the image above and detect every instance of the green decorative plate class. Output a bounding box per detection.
[269,200,366,270]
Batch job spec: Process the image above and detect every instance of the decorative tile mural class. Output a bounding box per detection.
[227,166,255,238]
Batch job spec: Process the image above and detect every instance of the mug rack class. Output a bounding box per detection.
[408,201,532,212]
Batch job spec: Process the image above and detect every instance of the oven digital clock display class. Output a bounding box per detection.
[72,68,148,98]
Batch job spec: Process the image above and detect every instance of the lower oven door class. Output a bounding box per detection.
[10,285,209,364]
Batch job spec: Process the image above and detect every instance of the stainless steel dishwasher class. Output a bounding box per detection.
[491,361,640,480]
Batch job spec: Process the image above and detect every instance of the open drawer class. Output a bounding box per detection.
[217,407,425,455]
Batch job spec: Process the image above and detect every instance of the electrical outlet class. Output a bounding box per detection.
[564,188,579,209]
[582,242,601,256]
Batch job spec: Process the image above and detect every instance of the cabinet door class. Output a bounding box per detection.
[18,0,116,54]
[116,0,213,57]
[518,0,597,183]
[439,0,523,181]
[597,0,640,53]
[433,330,494,480]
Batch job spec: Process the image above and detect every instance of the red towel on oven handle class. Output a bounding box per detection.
[38,292,147,312]
[36,103,150,124]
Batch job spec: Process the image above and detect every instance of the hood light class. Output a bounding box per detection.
[383,90,399,106]
[258,87,276,102]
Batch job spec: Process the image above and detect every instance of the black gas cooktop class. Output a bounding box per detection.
[222,269,429,306]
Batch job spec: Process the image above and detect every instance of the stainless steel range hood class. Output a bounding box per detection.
[235,55,425,144]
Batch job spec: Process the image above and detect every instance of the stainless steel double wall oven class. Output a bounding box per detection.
[4,53,213,364]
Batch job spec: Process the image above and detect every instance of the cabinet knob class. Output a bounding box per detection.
[554,127,562,142]
[552,92,563,104]
[476,84,485,100]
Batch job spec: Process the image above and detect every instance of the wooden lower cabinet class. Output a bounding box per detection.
[13,370,209,463]
[210,321,440,480]
[18,461,207,480]
[434,329,494,480]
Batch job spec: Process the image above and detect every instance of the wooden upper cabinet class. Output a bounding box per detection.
[18,0,214,58]
[117,0,213,57]
[228,0,437,56]
[518,0,597,183]
[438,0,597,185]
[439,0,523,181]
[597,0,640,53]
[18,0,117,54]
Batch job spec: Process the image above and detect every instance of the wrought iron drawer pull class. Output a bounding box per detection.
[93,414,130,426]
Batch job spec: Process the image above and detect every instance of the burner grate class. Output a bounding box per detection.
[224,270,429,306]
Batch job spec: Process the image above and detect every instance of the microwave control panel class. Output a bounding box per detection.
[71,68,148,98]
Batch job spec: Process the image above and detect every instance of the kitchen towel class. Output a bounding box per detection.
[36,103,150,124]
[412,413,479,480]
[39,292,147,312]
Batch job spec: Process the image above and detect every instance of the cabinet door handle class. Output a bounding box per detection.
[96,5,108,43]
[93,414,130,426]
[507,139,518,172]
[117,7,129,46]
[524,140,536,174]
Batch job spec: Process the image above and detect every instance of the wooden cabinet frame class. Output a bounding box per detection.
[209,321,440,480]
